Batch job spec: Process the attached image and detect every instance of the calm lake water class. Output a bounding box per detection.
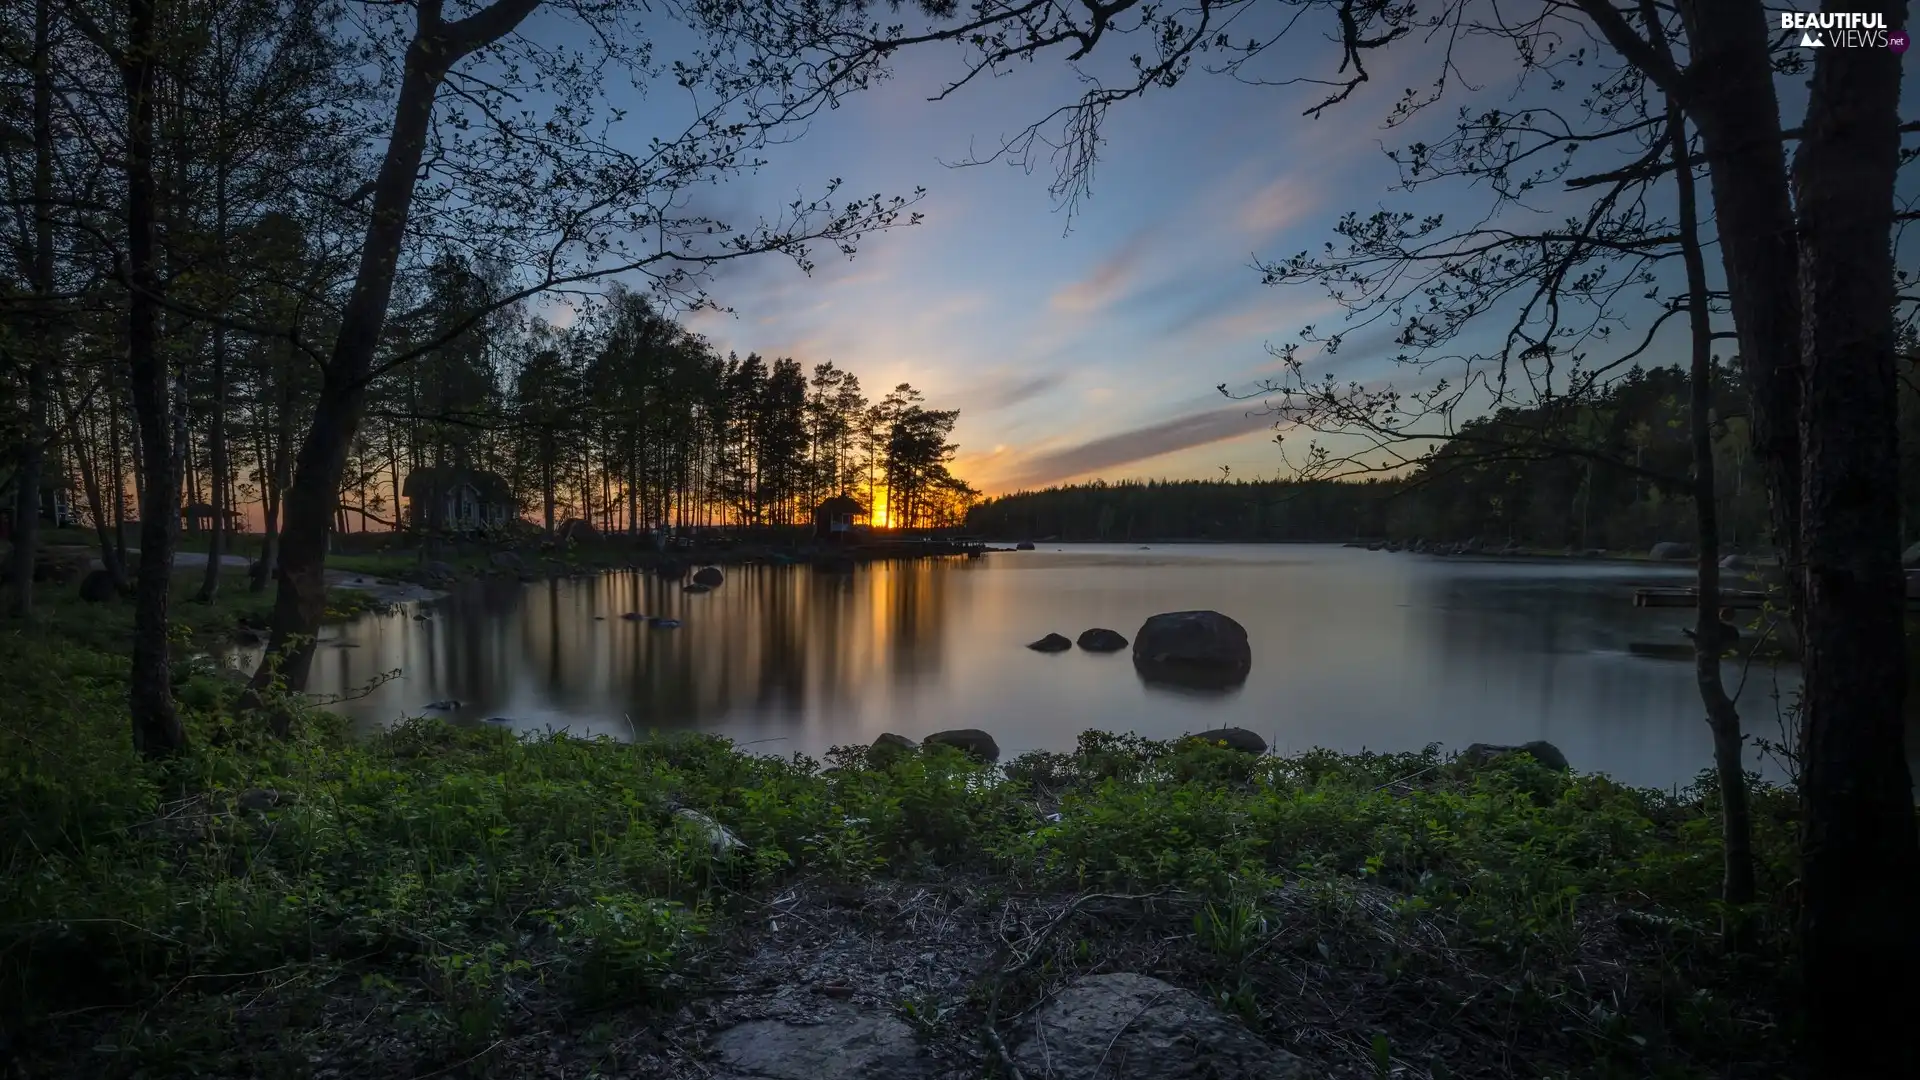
[279,544,1888,790]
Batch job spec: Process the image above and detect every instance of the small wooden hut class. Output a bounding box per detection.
[182,502,243,532]
[813,495,866,544]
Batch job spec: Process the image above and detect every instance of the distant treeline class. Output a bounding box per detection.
[970,364,1920,550]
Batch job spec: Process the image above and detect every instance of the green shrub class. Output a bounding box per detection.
[0,627,1804,1077]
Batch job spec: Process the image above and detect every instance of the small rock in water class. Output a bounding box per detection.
[1076,627,1128,652]
[424,699,462,711]
[692,565,724,587]
[412,614,428,621]
[1027,632,1072,653]
[1462,740,1570,772]
[1184,727,1267,755]
[483,716,514,725]
[682,583,712,594]
[923,728,999,763]
[650,617,681,629]
[620,612,643,620]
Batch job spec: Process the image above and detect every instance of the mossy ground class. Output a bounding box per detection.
[0,607,1802,1079]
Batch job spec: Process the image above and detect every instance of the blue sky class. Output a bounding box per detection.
[516,8,1913,496]
[660,28,1463,495]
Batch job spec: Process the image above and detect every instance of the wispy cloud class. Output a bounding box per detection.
[1048,227,1160,315]
[1238,173,1318,236]
[955,369,1071,413]
[994,403,1281,490]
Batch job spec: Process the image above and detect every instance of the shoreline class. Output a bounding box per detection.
[0,645,1804,1080]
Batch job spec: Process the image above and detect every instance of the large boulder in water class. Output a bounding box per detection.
[1132,610,1252,689]
[1649,541,1694,561]
[1027,632,1072,653]
[922,728,999,763]
[1076,627,1128,652]
[692,565,724,587]
[1462,740,1570,772]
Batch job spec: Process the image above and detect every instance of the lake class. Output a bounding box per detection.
[293,543,1854,790]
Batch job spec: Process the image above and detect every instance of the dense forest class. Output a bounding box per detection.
[16,257,976,549]
[0,0,970,624]
[972,361,1920,551]
[317,278,975,539]
[12,244,974,562]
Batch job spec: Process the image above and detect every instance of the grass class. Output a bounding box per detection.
[0,616,1805,1079]
[7,568,381,656]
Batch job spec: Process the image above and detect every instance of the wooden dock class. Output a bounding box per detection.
[1636,585,1920,609]
[846,539,989,560]
[1633,588,1771,610]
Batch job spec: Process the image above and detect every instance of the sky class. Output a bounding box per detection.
[658,27,1445,497]
[516,6,1916,498]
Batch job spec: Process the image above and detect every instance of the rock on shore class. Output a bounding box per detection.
[1462,740,1570,772]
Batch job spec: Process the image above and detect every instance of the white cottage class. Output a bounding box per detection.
[403,466,515,531]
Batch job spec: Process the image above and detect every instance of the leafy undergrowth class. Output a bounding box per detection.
[0,636,1801,1079]
[7,568,379,656]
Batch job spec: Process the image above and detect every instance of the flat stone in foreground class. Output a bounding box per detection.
[1013,972,1315,1080]
[709,1004,942,1079]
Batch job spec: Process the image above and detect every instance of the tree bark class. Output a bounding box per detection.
[1791,6,1920,1072]
[60,376,128,591]
[9,0,57,618]
[252,365,291,592]
[199,322,230,600]
[250,0,545,703]
[1671,0,1806,634]
[251,55,444,705]
[199,60,232,602]
[1656,55,1755,930]
[111,376,129,568]
[123,0,187,756]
